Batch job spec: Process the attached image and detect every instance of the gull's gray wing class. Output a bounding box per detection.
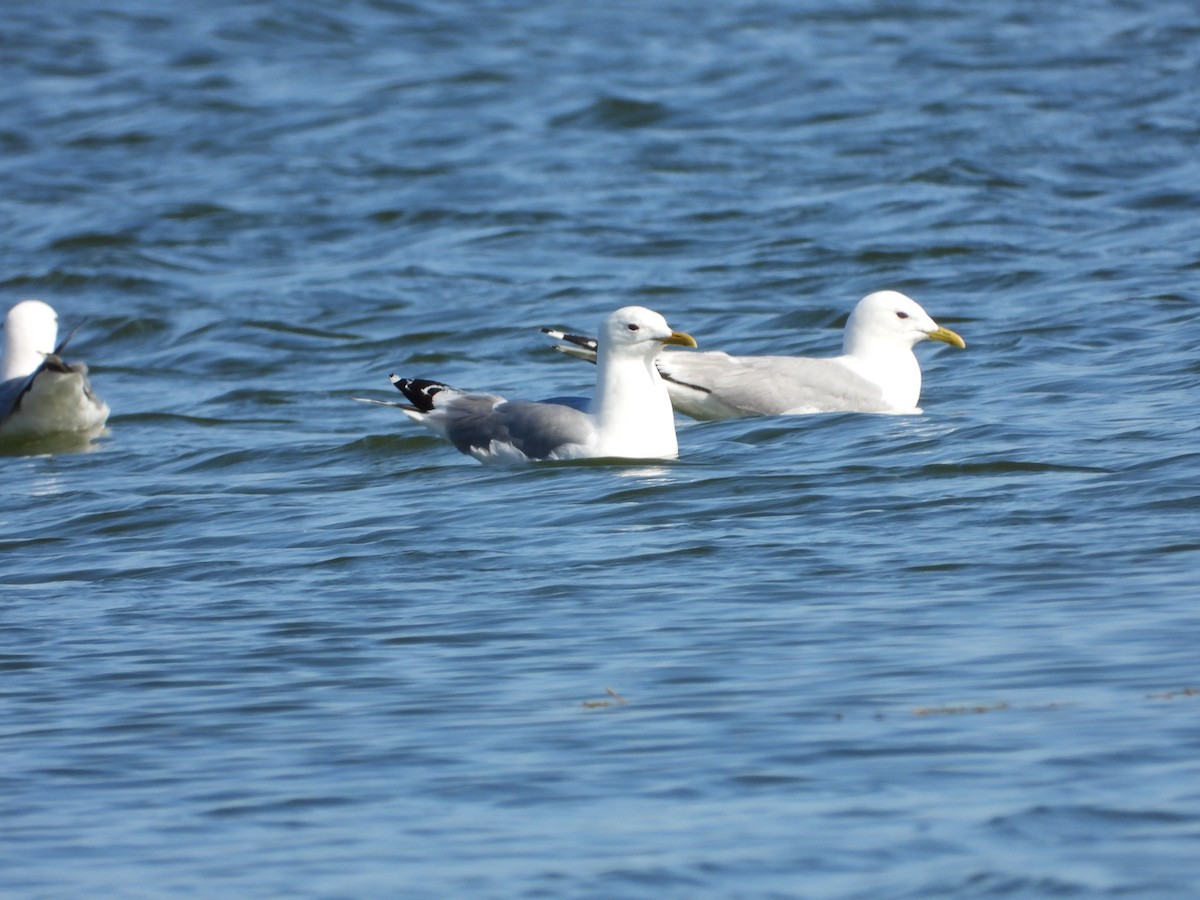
[0,373,34,425]
[433,397,595,460]
[536,395,590,412]
[656,352,889,419]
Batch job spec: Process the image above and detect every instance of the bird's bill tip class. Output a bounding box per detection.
[662,330,698,348]
[927,326,965,349]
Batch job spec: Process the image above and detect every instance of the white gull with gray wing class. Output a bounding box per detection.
[0,299,109,440]
[357,306,697,463]
[544,291,964,420]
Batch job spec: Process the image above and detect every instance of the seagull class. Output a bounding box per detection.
[543,290,965,419]
[0,299,110,440]
[356,306,697,463]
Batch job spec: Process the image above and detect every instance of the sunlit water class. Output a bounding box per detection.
[3,1,1200,896]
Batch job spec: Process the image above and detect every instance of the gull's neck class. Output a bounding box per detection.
[590,346,678,458]
[840,335,922,411]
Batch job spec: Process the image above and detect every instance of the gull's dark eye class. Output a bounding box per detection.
[896,311,910,320]
[627,323,640,332]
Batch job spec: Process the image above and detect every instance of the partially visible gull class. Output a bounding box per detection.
[0,299,109,439]
[356,306,697,463]
[543,290,965,419]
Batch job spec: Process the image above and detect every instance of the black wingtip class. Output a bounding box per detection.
[52,319,87,356]
[390,376,451,412]
[544,330,598,351]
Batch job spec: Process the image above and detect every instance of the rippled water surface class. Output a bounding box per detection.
[4,1,1200,896]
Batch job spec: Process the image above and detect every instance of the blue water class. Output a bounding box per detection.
[3,1,1200,896]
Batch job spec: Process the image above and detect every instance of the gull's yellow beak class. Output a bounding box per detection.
[927,326,966,350]
[662,330,698,348]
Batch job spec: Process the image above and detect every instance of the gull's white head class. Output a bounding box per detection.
[3,299,60,381]
[599,306,697,360]
[842,290,965,357]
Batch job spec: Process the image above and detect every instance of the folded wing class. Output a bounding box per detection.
[655,352,889,419]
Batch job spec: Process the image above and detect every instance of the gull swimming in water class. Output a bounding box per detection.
[543,290,965,419]
[0,299,110,440]
[357,306,697,463]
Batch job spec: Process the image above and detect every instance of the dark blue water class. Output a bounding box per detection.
[3,1,1200,896]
